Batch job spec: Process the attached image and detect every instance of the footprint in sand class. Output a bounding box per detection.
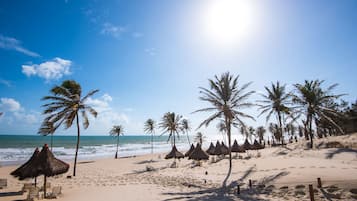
[288,166,295,169]
[295,185,305,189]
[299,166,305,169]
[309,166,316,168]
[318,166,326,169]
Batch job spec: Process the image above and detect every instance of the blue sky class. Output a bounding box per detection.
[0,0,356,136]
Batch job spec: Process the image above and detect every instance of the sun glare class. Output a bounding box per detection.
[202,0,256,46]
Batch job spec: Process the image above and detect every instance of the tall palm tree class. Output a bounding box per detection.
[144,118,156,155]
[40,80,98,176]
[247,126,256,143]
[181,119,191,145]
[256,126,266,144]
[159,112,183,147]
[38,121,55,151]
[293,80,344,148]
[194,132,205,145]
[193,72,255,182]
[258,81,291,145]
[109,125,124,159]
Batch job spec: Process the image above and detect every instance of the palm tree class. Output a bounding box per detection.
[109,125,124,159]
[248,126,256,143]
[258,81,291,145]
[144,118,156,155]
[181,119,191,145]
[38,121,55,151]
[269,123,280,144]
[256,126,266,144]
[40,80,98,176]
[293,80,344,148]
[194,132,205,145]
[159,112,183,147]
[193,72,255,185]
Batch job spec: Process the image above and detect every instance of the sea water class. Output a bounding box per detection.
[0,135,192,166]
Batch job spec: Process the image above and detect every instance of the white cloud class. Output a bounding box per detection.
[0,97,39,125]
[0,35,40,57]
[101,23,126,38]
[0,98,21,112]
[22,57,72,81]
[145,48,157,56]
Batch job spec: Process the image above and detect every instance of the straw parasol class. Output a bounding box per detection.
[212,141,222,155]
[220,142,229,155]
[11,147,40,185]
[243,139,253,150]
[188,143,209,160]
[165,145,184,159]
[184,144,195,157]
[231,140,246,153]
[11,144,69,197]
[205,142,216,155]
[252,140,264,150]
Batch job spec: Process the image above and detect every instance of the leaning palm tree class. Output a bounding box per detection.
[292,80,344,148]
[258,81,292,145]
[109,125,124,159]
[40,80,98,176]
[144,118,156,155]
[181,119,191,145]
[256,126,266,144]
[38,121,55,151]
[193,72,255,186]
[159,112,183,147]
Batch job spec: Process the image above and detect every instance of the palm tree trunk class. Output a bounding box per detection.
[50,133,53,151]
[186,133,191,145]
[115,135,119,159]
[309,114,313,149]
[43,175,47,198]
[73,114,80,176]
[278,112,284,146]
[222,117,232,189]
[151,133,153,155]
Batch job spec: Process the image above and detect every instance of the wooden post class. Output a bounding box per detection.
[317,178,322,188]
[309,184,315,201]
[249,179,252,189]
[237,185,240,194]
[44,175,47,198]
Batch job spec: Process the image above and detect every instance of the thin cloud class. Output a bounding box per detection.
[0,79,12,87]
[0,35,40,57]
[132,32,144,38]
[145,48,157,56]
[101,23,126,39]
[22,57,72,81]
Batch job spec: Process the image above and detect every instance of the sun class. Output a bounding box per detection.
[201,0,256,46]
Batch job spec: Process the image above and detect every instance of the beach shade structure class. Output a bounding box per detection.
[205,142,216,155]
[188,144,209,161]
[231,140,246,153]
[165,145,184,159]
[220,142,229,155]
[243,139,253,150]
[252,140,264,150]
[184,144,195,157]
[11,147,40,186]
[212,141,222,155]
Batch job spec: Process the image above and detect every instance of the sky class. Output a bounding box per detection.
[0,0,356,136]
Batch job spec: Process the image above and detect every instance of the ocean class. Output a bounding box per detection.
[0,135,193,166]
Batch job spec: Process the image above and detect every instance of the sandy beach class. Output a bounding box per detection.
[1,133,357,201]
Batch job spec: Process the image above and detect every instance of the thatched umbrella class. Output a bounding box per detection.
[243,139,252,150]
[184,144,195,157]
[220,142,229,155]
[188,144,209,160]
[252,140,264,150]
[231,140,246,153]
[11,147,40,186]
[212,141,222,155]
[165,145,184,159]
[206,142,216,155]
[11,144,69,197]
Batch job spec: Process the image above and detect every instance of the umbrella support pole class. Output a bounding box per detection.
[43,175,47,198]
[34,177,37,187]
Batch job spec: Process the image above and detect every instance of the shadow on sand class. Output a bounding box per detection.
[325,148,357,159]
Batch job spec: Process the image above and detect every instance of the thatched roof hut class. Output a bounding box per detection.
[243,139,253,150]
[252,140,264,150]
[231,140,246,153]
[188,144,209,160]
[212,141,222,155]
[206,142,216,155]
[185,144,195,157]
[165,145,184,159]
[11,148,40,180]
[220,142,229,155]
